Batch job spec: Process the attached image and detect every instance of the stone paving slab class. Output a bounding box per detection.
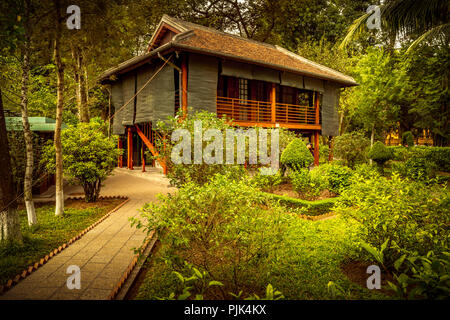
[1,169,174,300]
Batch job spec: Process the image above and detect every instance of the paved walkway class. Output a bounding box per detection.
[1,168,174,300]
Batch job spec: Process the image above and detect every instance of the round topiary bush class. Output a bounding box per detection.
[368,141,393,172]
[280,138,314,171]
[402,131,414,147]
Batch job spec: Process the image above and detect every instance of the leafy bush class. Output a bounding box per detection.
[352,163,380,180]
[289,167,329,198]
[317,163,353,194]
[319,143,330,164]
[289,169,311,194]
[132,173,294,296]
[334,132,370,168]
[336,174,449,266]
[42,118,120,202]
[404,156,437,181]
[155,110,288,187]
[402,131,414,147]
[388,251,450,300]
[368,141,393,172]
[280,138,314,171]
[251,169,283,192]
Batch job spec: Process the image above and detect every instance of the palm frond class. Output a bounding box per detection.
[339,12,371,50]
[383,0,448,36]
[406,23,450,55]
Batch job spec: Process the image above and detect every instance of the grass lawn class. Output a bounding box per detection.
[134,214,388,300]
[0,198,124,286]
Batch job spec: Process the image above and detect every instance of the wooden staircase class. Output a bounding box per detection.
[134,124,167,174]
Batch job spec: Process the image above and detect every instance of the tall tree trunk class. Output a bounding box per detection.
[0,88,23,243]
[20,16,37,226]
[71,45,89,122]
[54,0,64,216]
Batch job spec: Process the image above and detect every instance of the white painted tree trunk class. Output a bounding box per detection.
[54,0,64,216]
[20,18,37,226]
[0,88,23,242]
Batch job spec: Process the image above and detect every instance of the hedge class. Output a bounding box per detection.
[388,146,450,172]
[262,192,338,216]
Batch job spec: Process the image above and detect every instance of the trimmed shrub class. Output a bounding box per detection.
[368,141,393,172]
[280,138,314,171]
[428,147,450,172]
[334,132,370,168]
[388,146,409,161]
[263,193,337,216]
[402,131,414,147]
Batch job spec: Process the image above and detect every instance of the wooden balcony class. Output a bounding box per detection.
[216,96,321,130]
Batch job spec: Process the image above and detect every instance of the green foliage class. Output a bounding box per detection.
[404,156,437,182]
[348,48,409,140]
[336,174,449,267]
[159,261,224,300]
[155,110,249,187]
[428,147,450,173]
[263,193,338,216]
[280,138,314,171]
[251,169,283,192]
[402,131,414,147]
[388,251,450,300]
[41,118,120,202]
[317,163,354,194]
[131,173,294,297]
[334,132,370,168]
[289,169,311,194]
[352,163,380,180]
[368,141,394,172]
[388,146,409,161]
[7,128,46,195]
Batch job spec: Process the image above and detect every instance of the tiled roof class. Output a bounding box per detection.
[100,15,357,86]
[163,15,356,86]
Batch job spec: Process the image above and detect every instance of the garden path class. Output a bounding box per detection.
[1,168,174,300]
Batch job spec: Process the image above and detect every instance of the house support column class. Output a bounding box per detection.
[270,83,276,123]
[127,127,133,170]
[181,55,188,118]
[314,92,320,166]
[142,142,145,172]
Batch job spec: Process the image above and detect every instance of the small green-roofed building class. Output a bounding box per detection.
[5,117,68,132]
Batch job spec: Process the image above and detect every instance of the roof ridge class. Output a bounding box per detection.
[164,15,278,50]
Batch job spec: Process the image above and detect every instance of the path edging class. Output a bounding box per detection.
[0,196,129,296]
[108,230,157,300]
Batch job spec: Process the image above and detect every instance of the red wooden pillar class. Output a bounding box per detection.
[181,55,188,118]
[127,127,133,170]
[142,143,145,172]
[270,83,276,123]
[314,92,320,166]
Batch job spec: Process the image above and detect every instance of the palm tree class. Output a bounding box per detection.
[340,0,449,52]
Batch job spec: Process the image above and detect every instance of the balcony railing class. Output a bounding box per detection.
[216,96,317,126]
